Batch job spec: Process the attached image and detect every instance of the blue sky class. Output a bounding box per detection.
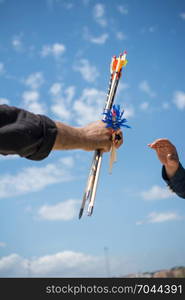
[0,0,185,277]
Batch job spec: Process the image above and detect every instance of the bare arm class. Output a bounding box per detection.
[53,120,123,152]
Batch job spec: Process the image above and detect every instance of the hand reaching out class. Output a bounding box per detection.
[148,138,179,179]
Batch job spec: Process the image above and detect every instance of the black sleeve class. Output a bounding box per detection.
[162,163,185,199]
[0,104,57,161]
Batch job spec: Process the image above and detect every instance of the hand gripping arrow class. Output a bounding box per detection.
[79,51,128,219]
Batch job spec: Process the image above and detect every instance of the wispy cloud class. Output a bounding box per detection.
[73,59,99,82]
[93,3,107,27]
[137,211,182,225]
[73,88,105,125]
[0,251,106,277]
[41,43,66,59]
[140,102,149,111]
[90,34,108,44]
[0,97,10,105]
[162,102,170,110]
[22,72,46,114]
[0,155,19,160]
[49,82,62,96]
[141,185,173,201]
[50,83,132,126]
[149,26,157,33]
[117,82,130,93]
[0,62,5,75]
[47,0,74,10]
[37,199,80,221]
[22,90,39,102]
[173,91,185,110]
[117,5,128,15]
[138,80,156,98]
[0,242,6,248]
[12,34,23,52]
[24,72,44,90]
[83,27,109,44]
[22,90,46,114]
[140,26,157,34]
[0,157,74,199]
[82,0,90,6]
[123,106,135,119]
[62,1,74,10]
[116,32,127,40]
[0,250,131,277]
[50,83,75,121]
[180,12,185,20]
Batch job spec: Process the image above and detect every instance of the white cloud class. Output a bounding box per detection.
[0,242,6,248]
[47,0,74,10]
[38,199,79,221]
[140,26,157,34]
[137,211,182,225]
[0,62,5,74]
[141,185,173,201]
[89,33,108,44]
[73,59,99,82]
[180,12,185,20]
[93,3,107,27]
[0,97,10,105]
[117,5,128,15]
[49,82,62,96]
[0,157,74,199]
[50,84,133,126]
[139,80,156,98]
[64,2,73,9]
[0,250,132,277]
[61,156,74,168]
[0,251,106,277]
[0,254,28,276]
[173,91,185,110]
[24,100,46,115]
[24,72,44,90]
[49,83,75,102]
[22,90,39,102]
[41,43,66,59]
[90,33,109,44]
[123,106,135,119]
[73,88,105,125]
[22,72,46,114]
[117,82,130,93]
[12,35,23,52]
[148,212,181,223]
[116,32,127,40]
[83,27,109,44]
[82,0,90,6]
[162,102,170,110]
[51,102,71,120]
[22,90,46,114]
[0,155,19,160]
[149,26,157,33]
[50,84,75,121]
[140,102,149,111]
[61,86,75,104]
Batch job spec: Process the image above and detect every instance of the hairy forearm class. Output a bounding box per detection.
[52,120,113,152]
[52,122,85,150]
